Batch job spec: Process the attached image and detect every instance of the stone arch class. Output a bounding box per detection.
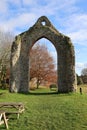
[10,16,77,93]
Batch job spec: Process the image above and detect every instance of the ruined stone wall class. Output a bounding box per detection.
[10,16,77,93]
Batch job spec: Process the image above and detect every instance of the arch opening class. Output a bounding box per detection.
[29,38,58,93]
[41,21,46,26]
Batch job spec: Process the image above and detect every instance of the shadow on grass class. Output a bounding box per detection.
[28,91,58,95]
[18,90,75,96]
[18,90,58,95]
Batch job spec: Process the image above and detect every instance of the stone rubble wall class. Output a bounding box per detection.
[10,16,77,93]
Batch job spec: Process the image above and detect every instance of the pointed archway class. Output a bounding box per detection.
[10,16,77,93]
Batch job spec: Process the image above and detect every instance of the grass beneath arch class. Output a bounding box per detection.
[0,85,87,130]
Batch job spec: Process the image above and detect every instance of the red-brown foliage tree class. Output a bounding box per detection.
[30,43,57,88]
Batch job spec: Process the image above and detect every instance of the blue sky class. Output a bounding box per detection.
[0,0,87,75]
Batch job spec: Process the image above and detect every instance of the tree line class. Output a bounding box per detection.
[77,68,87,85]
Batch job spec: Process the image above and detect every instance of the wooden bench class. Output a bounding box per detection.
[0,111,8,129]
[0,102,25,119]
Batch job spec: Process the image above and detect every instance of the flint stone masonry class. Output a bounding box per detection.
[10,16,77,93]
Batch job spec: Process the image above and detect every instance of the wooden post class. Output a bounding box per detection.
[0,112,9,129]
[80,87,82,94]
[3,112,8,129]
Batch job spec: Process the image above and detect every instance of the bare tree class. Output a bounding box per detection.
[81,68,87,84]
[0,30,14,88]
[81,68,87,76]
[30,43,57,89]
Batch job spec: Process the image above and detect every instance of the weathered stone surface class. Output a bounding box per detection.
[10,16,77,93]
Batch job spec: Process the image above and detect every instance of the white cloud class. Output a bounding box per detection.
[76,62,85,69]
[0,0,87,42]
[59,13,87,46]
[0,1,71,25]
[76,62,87,75]
[0,1,8,13]
[68,29,87,45]
[0,13,37,33]
[22,0,37,6]
[8,0,21,5]
[63,14,87,31]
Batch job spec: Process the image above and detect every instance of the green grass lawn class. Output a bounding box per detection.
[0,86,87,130]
